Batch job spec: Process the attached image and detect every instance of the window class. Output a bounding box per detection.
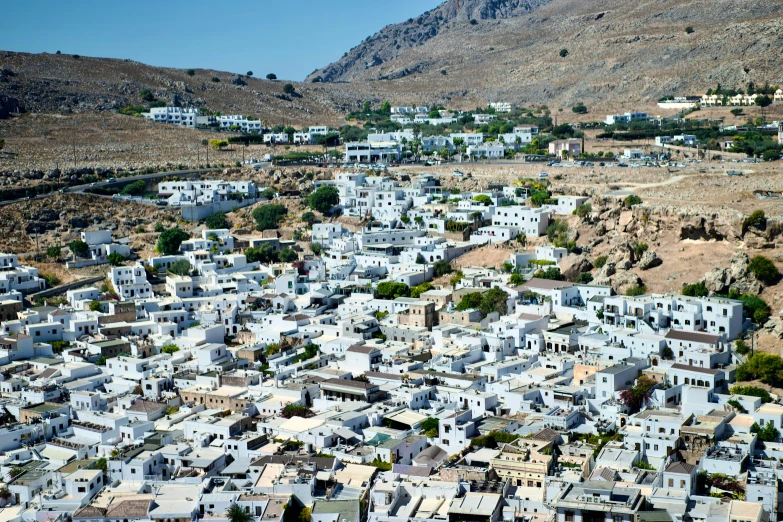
[565,512,574,522]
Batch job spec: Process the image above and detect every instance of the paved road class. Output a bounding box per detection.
[0,167,223,207]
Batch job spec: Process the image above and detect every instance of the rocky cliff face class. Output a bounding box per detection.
[308,0,551,83]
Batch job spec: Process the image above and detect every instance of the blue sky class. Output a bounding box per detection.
[1,0,443,81]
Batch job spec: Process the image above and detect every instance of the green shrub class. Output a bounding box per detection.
[252,204,287,231]
[749,255,780,285]
[626,284,646,296]
[743,210,766,231]
[682,282,709,297]
[624,194,642,208]
[377,282,409,300]
[161,344,180,355]
[576,273,594,284]
[573,203,592,218]
[736,353,783,385]
[205,211,229,230]
[633,242,648,257]
[433,259,453,277]
[730,385,771,403]
[594,255,608,269]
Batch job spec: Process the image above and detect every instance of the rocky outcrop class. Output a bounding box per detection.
[638,251,662,270]
[702,251,762,296]
[612,270,643,295]
[560,254,593,281]
[0,94,24,119]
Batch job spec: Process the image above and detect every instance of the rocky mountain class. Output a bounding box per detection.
[307,0,783,108]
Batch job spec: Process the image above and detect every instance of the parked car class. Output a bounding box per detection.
[107,177,116,183]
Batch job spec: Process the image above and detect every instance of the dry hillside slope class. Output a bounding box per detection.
[308,0,783,109]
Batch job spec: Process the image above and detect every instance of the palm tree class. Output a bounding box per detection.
[226,504,252,522]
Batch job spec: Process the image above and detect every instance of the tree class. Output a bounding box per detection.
[762,149,781,162]
[186,69,195,76]
[685,26,695,34]
[205,211,229,230]
[730,385,772,403]
[536,267,565,281]
[509,273,525,286]
[46,246,61,260]
[70,240,90,259]
[121,180,147,196]
[106,252,125,266]
[156,228,190,255]
[89,300,102,312]
[479,287,509,317]
[262,187,276,200]
[245,244,277,264]
[301,211,316,227]
[456,292,484,311]
[752,421,780,442]
[281,404,314,419]
[559,48,569,58]
[266,73,277,80]
[246,71,253,77]
[377,282,410,300]
[620,375,657,413]
[95,457,108,474]
[209,139,229,150]
[421,417,439,438]
[168,259,191,276]
[470,18,478,25]
[139,89,155,102]
[473,194,492,206]
[278,247,297,263]
[310,242,322,256]
[0,138,4,151]
[252,204,288,231]
[624,194,643,207]
[748,255,780,285]
[226,504,253,522]
[572,103,588,114]
[736,353,783,385]
[730,108,744,117]
[283,83,295,95]
[161,344,180,355]
[308,185,340,213]
[755,95,773,107]
[433,259,453,277]
[411,282,433,299]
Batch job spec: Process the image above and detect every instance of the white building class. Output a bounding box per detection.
[158,180,257,205]
[605,111,648,125]
[218,115,263,132]
[142,107,200,127]
[0,253,45,295]
[109,264,153,301]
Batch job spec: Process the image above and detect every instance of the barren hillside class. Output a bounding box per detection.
[308,0,783,109]
[0,51,352,126]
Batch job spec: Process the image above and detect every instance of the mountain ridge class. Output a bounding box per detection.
[306,0,783,108]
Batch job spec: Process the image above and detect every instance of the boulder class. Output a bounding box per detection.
[560,254,594,281]
[612,270,643,295]
[618,210,634,231]
[638,251,662,270]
